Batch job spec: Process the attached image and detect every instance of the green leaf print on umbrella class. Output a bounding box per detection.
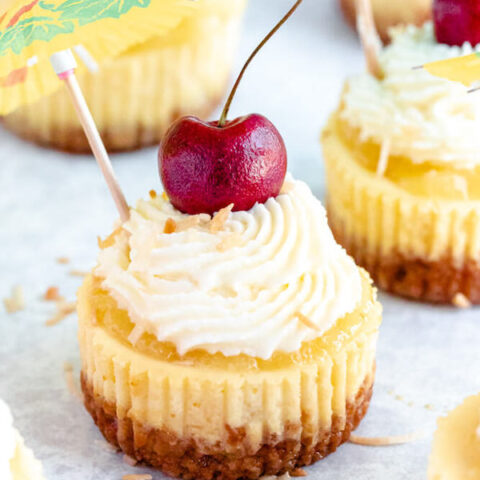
[0,16,73,55]
[39,0,151,26]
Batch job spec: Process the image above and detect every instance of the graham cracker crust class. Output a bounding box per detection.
[2,92,224,154]
[328,210,480,304]
[81,373,373,480]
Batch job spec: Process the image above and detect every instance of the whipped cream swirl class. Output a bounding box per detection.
[341,23,480,169]
[95,176,362,359]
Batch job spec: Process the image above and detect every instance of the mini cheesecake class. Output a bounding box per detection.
[322,23,480,304]
[78,177,382,479]
[0,400,45,480]
[428,393,480,479]
[339,0,431,43]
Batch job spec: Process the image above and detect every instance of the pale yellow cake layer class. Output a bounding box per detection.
[3,0,246,139]
[78,272,380,450]
[322,113,480,265]
[428,393,480,480]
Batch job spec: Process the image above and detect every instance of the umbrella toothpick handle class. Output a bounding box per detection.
[50,50,130,222]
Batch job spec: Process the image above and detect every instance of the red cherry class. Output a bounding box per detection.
[158,114,287,215]
[434,0,480,46]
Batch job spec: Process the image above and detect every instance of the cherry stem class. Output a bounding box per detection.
[217,0,304,128]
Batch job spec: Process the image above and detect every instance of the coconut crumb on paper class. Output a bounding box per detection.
[3,285,25,313]
[122,475,153,480]
[291,468,307,477]
[69,269,88,278]
[209,204,234,233]
[46,301,76,327]
[123,454,138,467]
[43,286,64,302]
[349,431,425,446]
[56,256,70,264]
[452,293,471,309]
[63,362,82,401]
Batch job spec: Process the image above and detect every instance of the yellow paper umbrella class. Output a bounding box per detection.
[422,53,480,87]
[0,0,197,114]
[0,0,198,221]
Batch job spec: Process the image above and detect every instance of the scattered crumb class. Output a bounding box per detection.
[280,181,294,194]
[452,293,471,309]
[3,285,25,313]
[123,454,138,466]
[424,403,435,411]
[69,269,88,277]
[216,233,241,252]
[43,286,63,302]
[164,217,177,234]
[260,474,291,480]
[296,312,320,331]
[122,475,152,480]
[349,431,425,446]
[176,215,201,232]
[149,189,157,199]
[162,192,168,201]
[56,256,70,265]
[63,362,83,400]
[395,394,404,402]
[291,468,307,477]
[45,300,76,326]
[209,204,234,233]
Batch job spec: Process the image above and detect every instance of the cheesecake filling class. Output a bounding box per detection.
[95,176,362,359]
[341,23,480,169]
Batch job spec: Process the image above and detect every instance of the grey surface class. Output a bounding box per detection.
[0,0,479,479]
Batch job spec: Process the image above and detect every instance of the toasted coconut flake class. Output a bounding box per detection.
[164,218,177,234]
[452,293,471,309]
[123,454,138,466]
[122,475,152,480]
[291,468,307,477]
[162,191,169,201]
[376,137,391,177]
[210,204,234,233]
[349,431,424,446]
[69,269,88,277]
[280,181,295,194]
[56,256,70,265]
[296,312,321,331]
[176,216,201,232]
[63,362,82,401]
[149,189,157,199]
[46,301,76,327]
[216,233,242,252]
[3,285,25,313]
[44,286,63,302]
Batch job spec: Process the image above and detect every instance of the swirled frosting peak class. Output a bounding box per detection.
[341,23,480,169]
[95,176,362,359]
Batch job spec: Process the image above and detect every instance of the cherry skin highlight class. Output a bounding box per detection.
[434,0,480,46]
[158,114,287,215]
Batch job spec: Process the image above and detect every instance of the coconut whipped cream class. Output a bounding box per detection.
[95,176,362,359]
[341,23,480,169]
